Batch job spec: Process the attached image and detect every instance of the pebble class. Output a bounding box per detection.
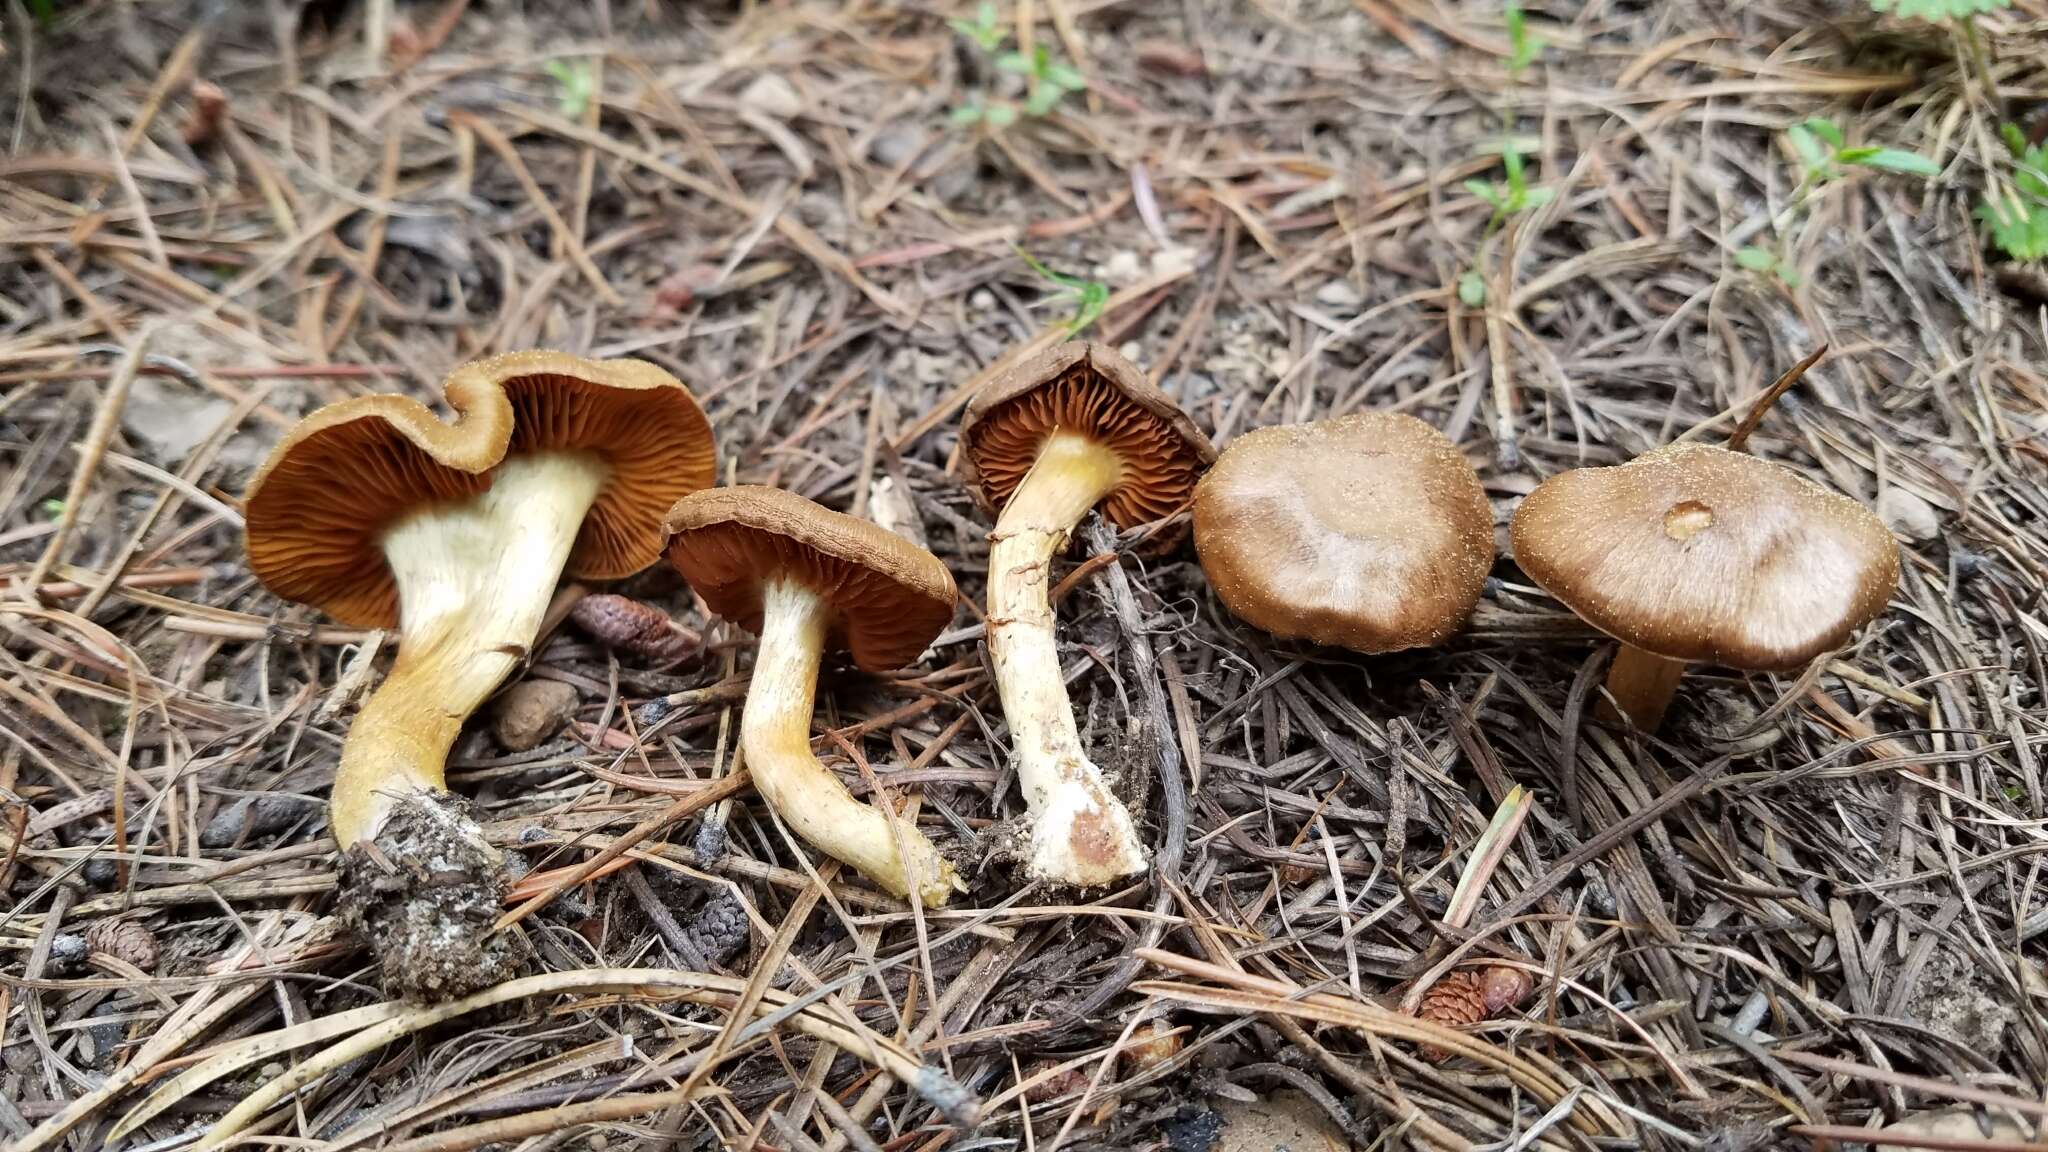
[1101,250,1144,284]
[1316,278,1364,309]
[738,73,802,119]
[1120,341,1145,363]
[969,289,996,311]
[1878,487,1940,543]
[491,679,579,751]
[869,123,929,168]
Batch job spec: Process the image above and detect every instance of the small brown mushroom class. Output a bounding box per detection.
[244,350,715,997]
[665,486,962,907]
[960,342,1214,888]
[1192,413,1492,652]
[1510,442,1898,731]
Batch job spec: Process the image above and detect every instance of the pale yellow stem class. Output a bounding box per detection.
[331,452,607,847]
[1600,644,1688,733]
[743,577,961,907]
[987,432,1149,886]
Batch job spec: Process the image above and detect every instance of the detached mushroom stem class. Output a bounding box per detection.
[1601,644,1688,733]
[986,432,1148,887]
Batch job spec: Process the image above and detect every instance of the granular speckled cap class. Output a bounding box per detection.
[1193,412,1493,653]
[1510,442,1899,669]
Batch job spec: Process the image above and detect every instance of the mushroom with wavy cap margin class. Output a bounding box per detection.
[244,350,715,998]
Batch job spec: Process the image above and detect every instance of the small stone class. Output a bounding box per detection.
[47,934,89,973]
[492,679,579,752]
[1316,278,1363,309]
[1878,487,1940,543]
[968,289,996,311]
[869,124,929,168]
[1101,250,1144,284]
[738,73,802,119]
[1119,341,1145,364]
[1151,245,1199,280]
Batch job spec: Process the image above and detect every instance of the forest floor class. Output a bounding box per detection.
[4,1,2048,1150]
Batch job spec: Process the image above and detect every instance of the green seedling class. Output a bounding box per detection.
[1978,124,2048,261]
[949,1,1008,53]
[1786,117,1942,187]
[1869,0,2007,18]
[1734,245,1801,287]
[1457,269,1488,307]
[950,100,1018,128]
[1465,139,1554,226]
[1503,0,1542,79]
[39,498,64,520]
[1015,247,1109,337]
[997,44,1087,117]
[543,59,598,120]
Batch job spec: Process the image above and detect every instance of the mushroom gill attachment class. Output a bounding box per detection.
[959,342,1214,889]
[665,486,962,907]
[1193,412,1492,653]
[1510,442,1898,731]
[244,350,716,999]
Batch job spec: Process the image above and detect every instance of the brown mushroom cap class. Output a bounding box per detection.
[1192,413,1493,653]
[664,486,957,672]
[960,341,1215,527]
[244,351,716,628]
[1510,442,1899,669]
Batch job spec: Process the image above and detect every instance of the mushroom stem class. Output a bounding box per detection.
[742,577,961,907]
[331,451,608,847]
[1600,644,1688,732]
[986,431,1149,886]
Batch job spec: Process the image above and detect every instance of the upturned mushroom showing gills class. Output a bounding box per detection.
[1192,412,1493,652]
[1510,443,1898,733]
[664,486,963,907]
[244,351,715,998]
[960,342,1215,888]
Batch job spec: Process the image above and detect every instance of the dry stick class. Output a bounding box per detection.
[452,113,624,308]
[22,332,151,595]
[1786,1124,2048,1152]
[1725,344,1825,454]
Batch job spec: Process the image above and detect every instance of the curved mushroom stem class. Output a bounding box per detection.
[1600,644,1687,733]
[987,432,1149,887]
[743,577,961,907]
[332,451,608,848]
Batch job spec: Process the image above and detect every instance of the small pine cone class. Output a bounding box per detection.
[1416,965,1531,1061]
[570,595,698,664]
[83,919,160,970]
[1123,1018,1183,1075]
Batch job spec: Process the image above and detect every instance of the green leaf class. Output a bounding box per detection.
[1066,280,1109,336]
[1458,269,1487,307]
[543,59,596,120]
[1734,246,1779,272]
[995,51,1033,73]
[1869,0,2009,22]
[1465,179,1506,208]
[2002,122,2030,156]
[1045,63,1087,91]
[1523,186,1555,207]
[949,102,986,125]
[984,102,1018,127]
[1786,123,1827,175]
[1978,194,2048,261]
[1847,148,1943,177]
[1775,262,1802,287]
[1802,117,1845,149]
[1501,140,1527,190]
[1023,86,1063,117]
[1503,0,1541,75]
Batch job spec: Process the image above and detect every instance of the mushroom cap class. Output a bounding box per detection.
[244,351,716,628]
[1192,413,1494,653]
[1510,442,1899,669]
[664,486,958,672]
[960,341,1215,527]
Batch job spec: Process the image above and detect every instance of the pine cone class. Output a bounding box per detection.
[571,595,697,664]
[1416,965,1532,1062]
[83,918,160,970]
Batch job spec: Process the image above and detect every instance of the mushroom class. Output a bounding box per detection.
[959,342,1215,887]
[1192,412,1493,652]
[1510,442,1898,732]
[664,486,963,907]
[244,350,715,997]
